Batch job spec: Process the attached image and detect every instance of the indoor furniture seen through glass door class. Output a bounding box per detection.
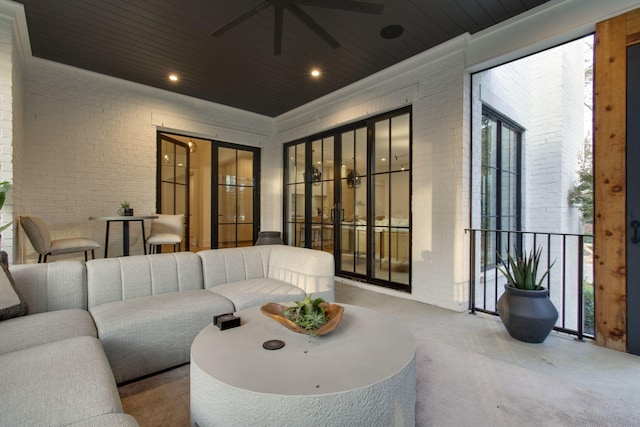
[284,107,411,291]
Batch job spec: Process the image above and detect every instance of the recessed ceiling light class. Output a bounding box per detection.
[380,24,404,39]
[169,74,179,82]
[310,69,321,78]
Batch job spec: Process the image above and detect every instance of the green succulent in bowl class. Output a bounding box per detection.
[284,294,328,333]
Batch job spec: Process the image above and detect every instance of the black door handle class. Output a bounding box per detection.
[632,220,640,244]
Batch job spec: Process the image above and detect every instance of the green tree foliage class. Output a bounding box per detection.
[0,181,11,233]
[568,140,593,224]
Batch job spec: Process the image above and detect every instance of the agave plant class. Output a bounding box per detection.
[497,246,555,291]
[0,181,11,233]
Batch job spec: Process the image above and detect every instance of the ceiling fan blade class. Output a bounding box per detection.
[274,6,284,55]
[295,0,384,15]
[288,3,340,49]
[211,1,272,36]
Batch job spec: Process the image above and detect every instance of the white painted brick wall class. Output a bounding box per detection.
[472,38,585,236]
[276,38,472,311]
[524,39,585,234]
[0,15,14,260]
[18,59,275,262]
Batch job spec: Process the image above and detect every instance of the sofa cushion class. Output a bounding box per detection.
[9,260,88,314]
[0,336,123,427]
[90,289,234,384]
[0,251,28,320]
[199,245,335,302]
[87,252,204,309]
[198,246,271,287]
[268,245,335,302]
[67,413,140,427]
[208,277,306,311]
[0,308,97,355]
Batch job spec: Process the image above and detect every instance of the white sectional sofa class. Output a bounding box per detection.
[0,245,335,426]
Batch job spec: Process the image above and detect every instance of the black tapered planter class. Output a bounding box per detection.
[497,284,558,343]
[255,231,284,246]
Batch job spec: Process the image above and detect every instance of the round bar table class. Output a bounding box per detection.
[89,215,157,257]
[190,304,416,426]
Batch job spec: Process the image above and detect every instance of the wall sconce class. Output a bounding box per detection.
[312,166,322,186]
[188,140,198,153]
[347,170,361,189]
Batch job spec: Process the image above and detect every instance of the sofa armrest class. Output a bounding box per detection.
[9,261,88,314]
[267,246,335,301]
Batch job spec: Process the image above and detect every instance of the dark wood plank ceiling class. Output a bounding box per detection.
[14,0,549,117]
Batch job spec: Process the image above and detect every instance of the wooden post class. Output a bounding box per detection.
[594,9,640,352]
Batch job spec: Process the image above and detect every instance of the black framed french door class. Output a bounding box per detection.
[157,132,260,250]
[213,142,261,248]
[284,107,411,292]
[627,42,640,355]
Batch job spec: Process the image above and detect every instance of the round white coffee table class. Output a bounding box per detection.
[190,303,416,426]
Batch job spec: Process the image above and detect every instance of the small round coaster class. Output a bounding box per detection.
[263,339,285,350]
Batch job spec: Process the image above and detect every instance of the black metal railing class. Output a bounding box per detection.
[466,228,594,340]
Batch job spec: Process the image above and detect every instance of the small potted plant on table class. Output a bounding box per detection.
[496,247,558,343]
[118,201,134,216]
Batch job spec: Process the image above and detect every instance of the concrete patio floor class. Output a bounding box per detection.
[121,281,640,426]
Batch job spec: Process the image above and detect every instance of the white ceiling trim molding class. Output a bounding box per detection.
[0,0,31,64]
[467,0,640,73]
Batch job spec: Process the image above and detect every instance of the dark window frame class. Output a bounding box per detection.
[481,106,524,268]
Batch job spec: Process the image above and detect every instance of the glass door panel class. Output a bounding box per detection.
[372,114,410,286]
[310,137,334,253]
[339,127,367,276]
[391,113,410,172]
[283,108,410,291]
[216,146,257,248]
[321,180,335,252]
[323,141,336,253]
[158,134,189,251]
[217,181,236,248]
[218,224,235,248]
[373,173,388,278]
[285,144,306,246]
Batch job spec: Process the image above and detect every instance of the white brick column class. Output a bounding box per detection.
[0,14,14,260]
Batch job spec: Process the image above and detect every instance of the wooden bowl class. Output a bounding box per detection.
[260,302,344,336]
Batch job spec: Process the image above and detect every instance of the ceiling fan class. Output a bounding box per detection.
[211,0,385,55]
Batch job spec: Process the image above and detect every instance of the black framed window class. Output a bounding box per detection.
[481,107,523,267]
